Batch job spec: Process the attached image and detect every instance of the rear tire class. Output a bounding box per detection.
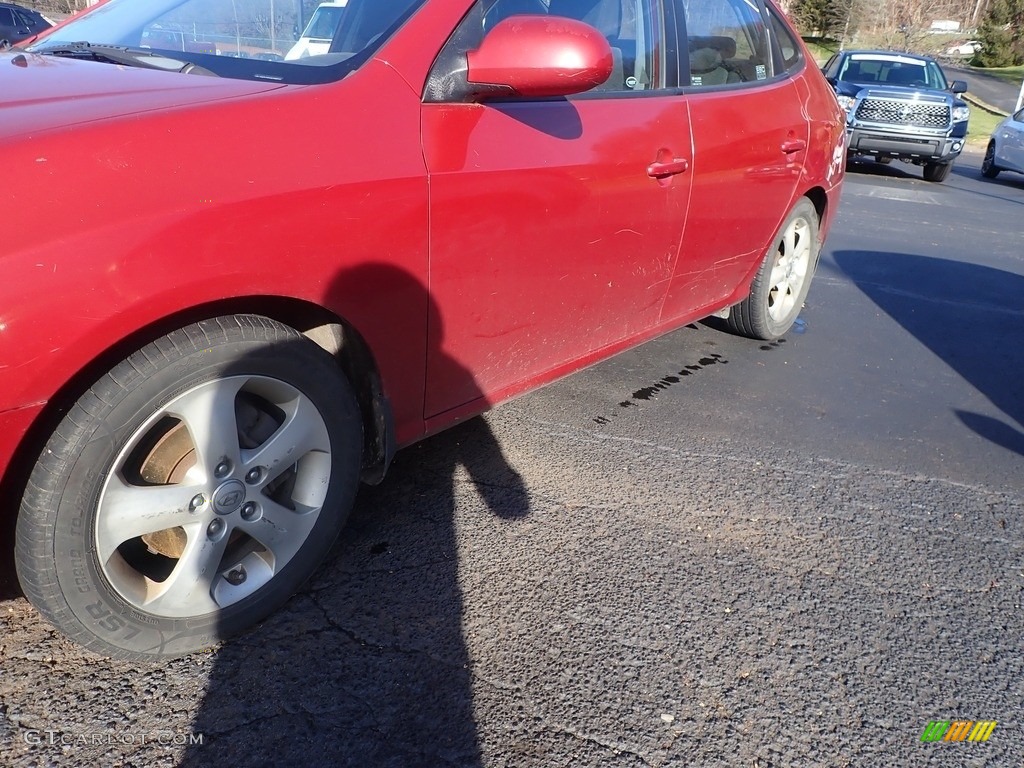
[981,142,1001,179]
[725,197,820,340]
[15,315,362,660]
[923,161,953,182]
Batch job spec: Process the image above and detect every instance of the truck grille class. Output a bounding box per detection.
[855,97,950,129]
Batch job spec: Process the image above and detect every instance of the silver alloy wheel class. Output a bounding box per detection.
[724,197,819,340]
[765,212,812,324]
[95,375,332,618]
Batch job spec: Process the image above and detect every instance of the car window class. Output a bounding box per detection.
[767,4,801,73]
[0,7,15,27]
[677,0,771,87]
[821,54,838,77]
[26,0,424,84]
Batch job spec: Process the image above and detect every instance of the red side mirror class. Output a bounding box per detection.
[467,16,613,98]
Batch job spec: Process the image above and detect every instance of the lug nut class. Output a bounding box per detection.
[207,519,225,538]
[189,494,205,512]
[240,501,260,521]
[214,460,232,479]
[245,467,262,484]
[225,567,247,586]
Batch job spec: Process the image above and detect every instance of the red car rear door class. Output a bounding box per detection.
[660,0,808,320]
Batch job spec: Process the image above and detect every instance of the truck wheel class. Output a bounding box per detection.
[981,143,1001,178]
[726,197,819,340]
[14,316,362,660]
[923,162,952,182]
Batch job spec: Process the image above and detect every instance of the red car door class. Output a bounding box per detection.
[660,0,808,320]
[421,0,692,419]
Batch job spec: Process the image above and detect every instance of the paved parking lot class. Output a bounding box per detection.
[1,149,1022,767]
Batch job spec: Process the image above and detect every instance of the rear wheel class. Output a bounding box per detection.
[15,315,362,660]
[981,142,1001,178]
[726,197,820,340]
[923,161,953,182]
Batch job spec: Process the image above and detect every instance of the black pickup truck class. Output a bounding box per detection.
[822,50,970,182]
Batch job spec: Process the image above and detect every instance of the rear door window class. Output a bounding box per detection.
[679,0,771,87]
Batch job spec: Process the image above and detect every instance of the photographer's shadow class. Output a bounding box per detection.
[184,264,530,767]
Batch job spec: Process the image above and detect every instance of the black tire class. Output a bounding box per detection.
[981,142,1001,179]
[923,161,953,182]
[725,197,820,340]
[15,315,362,660]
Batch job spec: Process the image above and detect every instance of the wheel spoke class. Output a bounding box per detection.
[242,395,331,481]
[239,499,319,568]
[791,250,809,280]
[142,524,230,615]
[168,378,247,479]
[769,258,788,289]
[781,225,797,262]
[96,477,207,563]
[771,275,797,319]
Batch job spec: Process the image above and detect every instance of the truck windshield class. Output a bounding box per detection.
[840,55,949,90]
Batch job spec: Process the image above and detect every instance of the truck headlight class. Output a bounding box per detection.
[836,94,856,112]
[952,105,970,122]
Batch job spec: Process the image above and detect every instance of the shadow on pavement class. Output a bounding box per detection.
[845,157,921,181]
[834,250,1024,457]
[973,170,1024,192]
[182,264,530,767]
[846,151,1024,200]
[0,511,21,601]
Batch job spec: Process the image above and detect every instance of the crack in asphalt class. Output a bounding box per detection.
[301,585,655,767]
[542,720,652,766]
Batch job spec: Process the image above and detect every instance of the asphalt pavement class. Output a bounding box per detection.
[1,151,1022,767]
[945,64,1022,113]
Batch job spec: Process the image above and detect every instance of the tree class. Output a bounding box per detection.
[854,0,982,53]
[975,0,1024,66]
[790,0,854,37]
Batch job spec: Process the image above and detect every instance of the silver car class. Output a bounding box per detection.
[982,107,1024,180]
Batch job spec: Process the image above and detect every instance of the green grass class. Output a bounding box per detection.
[802,37,840,66]
[972,65,1024,87]
[966,105,1004,146]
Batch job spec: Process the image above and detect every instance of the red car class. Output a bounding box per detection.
[1,0,845,658]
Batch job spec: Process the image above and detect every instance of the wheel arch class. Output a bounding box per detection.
[1,296,395,526]
[802,185,829,236]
